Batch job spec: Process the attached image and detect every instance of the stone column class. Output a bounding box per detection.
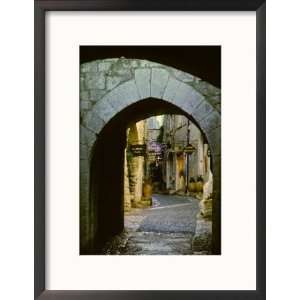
[132,155,144,206]
[127,121,145,208]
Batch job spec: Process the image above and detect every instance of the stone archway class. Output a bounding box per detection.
[80,58,221,254]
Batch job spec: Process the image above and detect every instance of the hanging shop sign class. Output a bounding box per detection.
[183,143,196,154]
[148,141,163,153]
[130,144,146,156]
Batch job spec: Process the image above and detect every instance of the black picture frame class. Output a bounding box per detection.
[35,1,266,299]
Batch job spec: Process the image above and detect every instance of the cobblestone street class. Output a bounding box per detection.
[102,194,212,255]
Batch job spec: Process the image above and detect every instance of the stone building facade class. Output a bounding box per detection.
[162,115,213,204]
[144,117,163,185]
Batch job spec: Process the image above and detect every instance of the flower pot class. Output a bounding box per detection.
[195,181,203,193]
[143,182,152,198]
[188,182,196,193]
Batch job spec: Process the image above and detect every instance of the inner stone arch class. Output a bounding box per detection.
[80,58,221,254]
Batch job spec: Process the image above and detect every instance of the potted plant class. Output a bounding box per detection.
[188,177,196,193]
[143,177,153,199]
[195,175,204,193]
[179,170,185,191]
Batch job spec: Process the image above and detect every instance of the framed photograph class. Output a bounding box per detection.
[35,0,265,299]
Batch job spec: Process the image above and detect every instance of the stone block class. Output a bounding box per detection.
[163,76,181,103]
[80,171,89,185]
[199,110,221,133]
[85,72,105,90]
[193,80,220,97]
[173,83,203,114]
[80,125,97,148]
[98,61,112,73]
[188,88,205,105]
[214,103,221,113]
[128,60,140,68]
[114,68,132,78]
[135,68,151,99]
[171,68,195,82]
[151,68,169,99]
[191,100,215,124]
[80,144,89,160]
[83,110,106,134]
[80,100,91,111]
[117,58,132,69]
[81,61,98,73]
[93,96,117,123]
[206,127,221,156]
[80,75,86,90]
[208,94,221,107]
[109,80,141,111]
[89,89,107,102]
[80,159,89,173]
[80,187,89,208]
[106,75,123,91]
[103,58,119,63]
[80,90,90,101]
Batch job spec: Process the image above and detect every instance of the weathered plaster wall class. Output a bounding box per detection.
[162,115,208,191]
[127,121,145,208]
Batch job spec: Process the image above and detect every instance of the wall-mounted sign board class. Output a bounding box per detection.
[130,144,146,156]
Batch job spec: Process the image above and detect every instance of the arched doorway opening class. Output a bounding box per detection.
[80,58,221,254]
[82,98,219,254]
